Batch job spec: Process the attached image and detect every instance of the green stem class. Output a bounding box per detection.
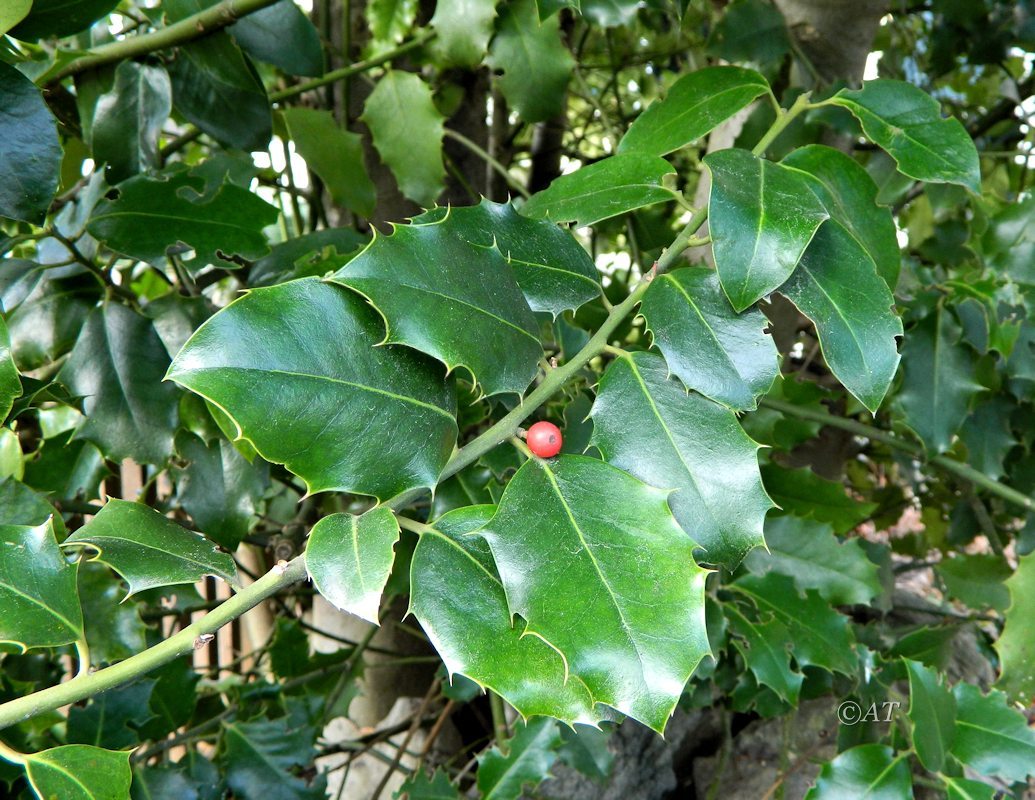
[489,691,510,753]
[0,557,307,731]
[758,398,1035,512]
[46,0,282,83]
[270,33,434,103]
[0,739,25,765]
[74,638,91,678]
[443,129,530,199]
[751,92,812,157]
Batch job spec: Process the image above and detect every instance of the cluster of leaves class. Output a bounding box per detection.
[1,0,1035,799]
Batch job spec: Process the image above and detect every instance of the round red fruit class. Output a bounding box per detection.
[527,421,563,458]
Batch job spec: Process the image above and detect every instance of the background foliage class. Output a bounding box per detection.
[1,0,1035,798]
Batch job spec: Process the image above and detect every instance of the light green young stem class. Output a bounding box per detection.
[759,398,1035,512]
[46,0,282,83]
[751,92,813,156]
[0,558,307,730]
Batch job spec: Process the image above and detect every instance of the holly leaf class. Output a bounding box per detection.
[477,718,561,800]
[479,455,711,732]
[903,658,956,772]
[24,745,131,800]
[230,0,324,77]
[943,777,996,800]
[220,717,325,800]
[488,0,573,123]
[982,196,1035,285]
[58,302,180,465]
[409,505,600,725]
[413,200,599,317]
[744,516,881,606]
[0,519,83,651]
[282,108,375,219]
[590,351,771,567]
[936,554,1011,613]
[0,61,61,224]
[959,398,1017,481]
[396,769,459,799]
[896,305,981,453]
[732,573,857,674]
[91,61,171,184]
[805,745,911,800]
[87,170,278,270]
[368,0,417,45]
[305,507,400,625]
[760,464,876,533]
[331,213,542,396]
[830,79,981,193]
[726,603,802,705]
[782,144,900,288]
[67,680,157,750]
[362,71,445,207]
[63,499,238,596]
[431,0,499,67]
[950,683,1035,784]
[0,316,21,421]
[522,154,678,228]
[779,220,902,413]
[640,268,778,410]
[618,66,769,157]
[172,431,268,551]
[168,278,458,499]
[78,562,148,665]
[705,148,829,311]
[995,552,1035,704]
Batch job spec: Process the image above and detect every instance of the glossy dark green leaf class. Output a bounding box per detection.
[706,148,829,311]
[168,278,457,498]
[904,658,956,771]
[0,316,20,421]
[726,603,802,704]
[88,170,278,270]
[331,215,541,396]
[732,573,856,674]
[410,505,599,724]
[0,519,83,651]
[936,554,1011,613]
[556,724,613,782]
[488,0,573,123]
[830,80,981,193]
[982,196,1035,285]
[414,200,599,316]
[480,456,710,732]
[782,144,900,288]
[9,0,117,39]
[619,66,769,157]
[67,680,156,749]
[779,220,902,413]
[943,778,996,800]
[24,745,131,800]
[77,562,148,665]
[522,154,678,228]
[247,228,368,287]
[58,302,180,465]
[960,398,1016,481]
[591,352,770,566]
[166,12,272,152]
[431,0,498,67]
[282,108,375,218]
[220,716,325,800]
[362,71,445,207]
[950,683,1035,784]
[640,269,778,409]
[477,718,561,800]
[0,477,63,532]
[397,769,460,799]
[91,61,172,184]
[135,657,201,741]
[804,745,911,800]
[230,0,323,77]
[172,431,268,550]
[305,508,399,625]
[708,0,790,64]
[63,499,238,596]
[744,516,881,606]
[897,305,981,453]
[0,61,61,224]
[760,464,876,533]
[995,552,1035,704]
[132,761,219,800]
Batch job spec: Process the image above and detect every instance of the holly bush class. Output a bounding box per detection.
[1,0,1035,798]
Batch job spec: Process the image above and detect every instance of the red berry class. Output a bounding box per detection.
[527,421,563,458]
